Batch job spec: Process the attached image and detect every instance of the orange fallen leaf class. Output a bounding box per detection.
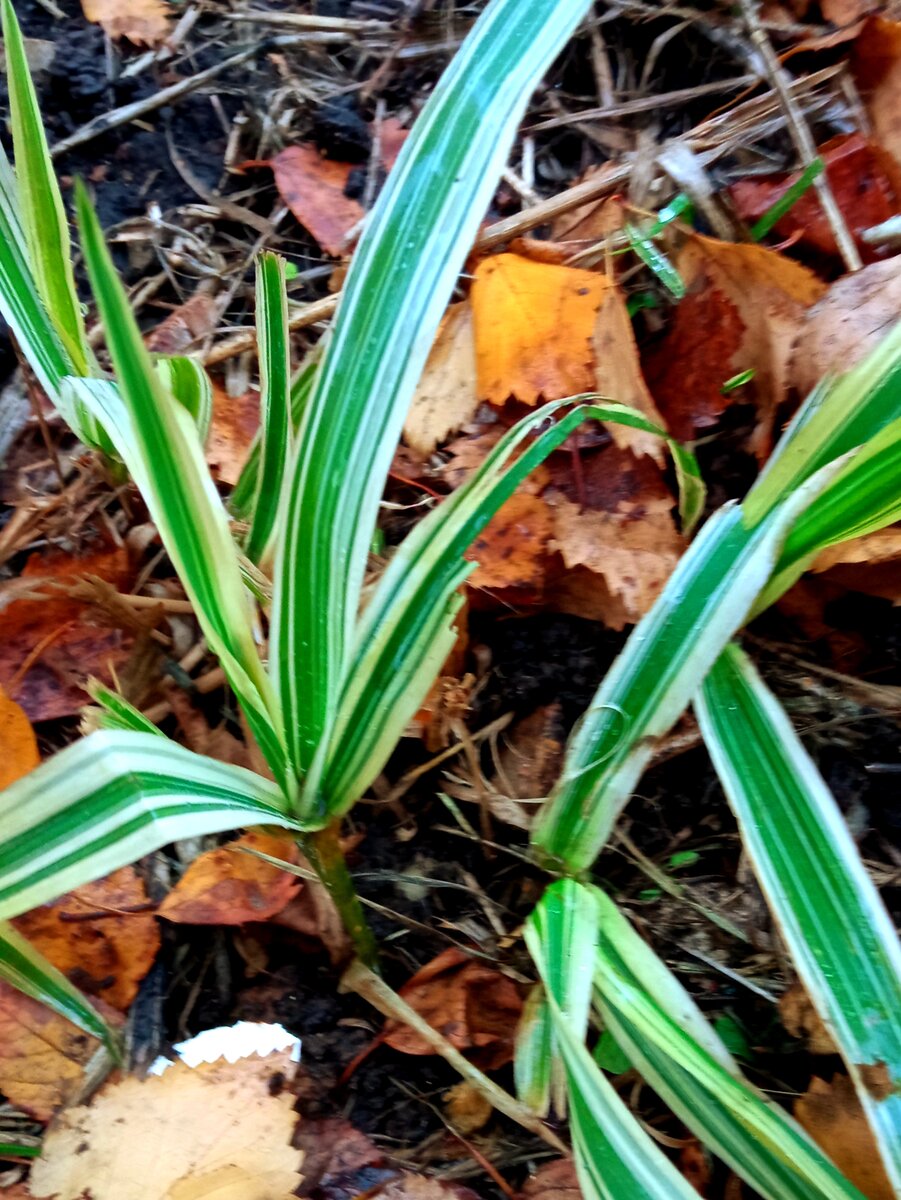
[730,133,900,264]
[0,985,103,1120]
[384,947,523,1069]
[404,302,479,457]
[795,1074,894,1200]
[0,683,39,788]
[159,831,300,925]
[779,980,837,1055]
[28,1049,301,1200]
[0,541,134,721]
[80,0,170,46]
[643,233,825,456]
[205,380,260,486]
[13,868,160,1012]
[272,144,364,257]
[471,254,609,406]
[789,257,901,398]
[852,17,901,177]
[467,492,553,602]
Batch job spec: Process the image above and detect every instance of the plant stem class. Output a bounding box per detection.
[343,960,569,1154]
[302,822,379,970]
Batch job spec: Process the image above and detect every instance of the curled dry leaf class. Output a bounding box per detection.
[80,0,170,46]
[404,302,479,457]
[729,133,901,264]
[29,1049,301,1200]
[145,293,221,356]
[0,683,38,788]
[795,1074,894,1200]
[811,527,901,604]
[443,1080,493,1134]
[789,257,901,398]
[643,233,825,456]
[13,867,160,1012]
[471,253,608,406]
[0,986,105,1121]
[159,831,300,926]
[384,947,523,1069]
[0,541,134,721]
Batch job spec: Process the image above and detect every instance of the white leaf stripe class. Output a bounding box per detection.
[272,0,593,779]
[696,645,901,1194]
[0,731,301,920]
[0,920,116,1049]
[532,460,843,873]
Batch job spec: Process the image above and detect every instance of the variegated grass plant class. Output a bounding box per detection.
[1,0,901,1193]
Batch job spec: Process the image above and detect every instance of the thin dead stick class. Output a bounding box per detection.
[50,34,358,160]
[342,959,569,1154]
[738,0,862,272]
[229,10,388,33]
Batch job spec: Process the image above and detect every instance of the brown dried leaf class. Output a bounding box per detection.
[0,985,101,1121]
[205,382,260,486]
[80,0,170,45]
[518,1158,583,1200]
[443,1080,493,1135]
[272,144,364,257]
[13,868,159,1012]
[471,254,609,406]
[159,831,300,926]
[852,17,901,175]
[644,233,825,455]
[779,981,838,1055]
[145,293,220,356]
[789,258,901,398]
[29,1051,301,1200]
[467,492,553,600]
[384,948,523,1069]
[0,542,134,721]
[795,1074,894,1200]
[404,303,479,456]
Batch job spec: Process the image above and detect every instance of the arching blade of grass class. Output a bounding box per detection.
[313,400,702,822]
[154,355,213,444]
[85,681,166,737]
[0,920,117,1053]
[1,0,89,375]
[531,460,838,873]
[592,886,869,1200]
[524,880,700,1200]
[71,188,289,792]
[0,730,302,922]
[696,644,901,1195]
[244,253,291,565]
[272,0,594,781]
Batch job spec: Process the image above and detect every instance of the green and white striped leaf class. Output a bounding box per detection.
[85,680,166,737]
[231,346,320,523]
[0,730,302,921]
[155,355,213,444]
[746,320,901,525]
[696,644,901,1194]
[531,460,840,873]
[272,0,593,779]
[592,886,868,1200]
[0,919,117,1052]
[525,881,699,1200]
[1,0,89,375]
[758,410,901,611]
[71,187,289,791]
[244,253,292,565]
[514,984,556,1117]
[312,400,701,823]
